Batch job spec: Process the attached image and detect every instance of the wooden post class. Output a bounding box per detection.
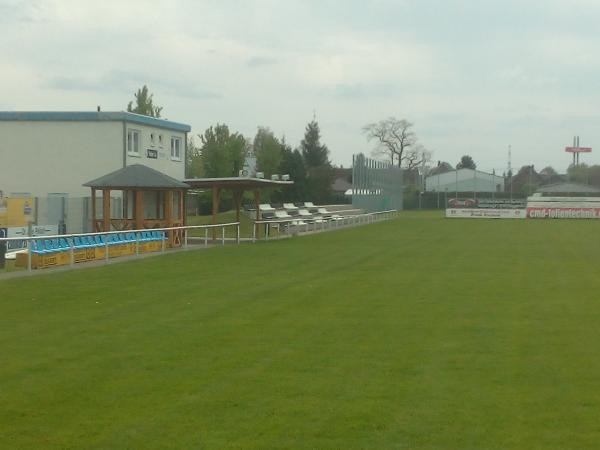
[155,191,161,219]
[253,190,260,221]
[91,188,96,231]
[253,189,260,238]
[102,189,110,232]
[135,190,143,230]
[181,189,186,225]
[165,190,174,246]
[212,187,221,240]
[233,189,243,223]
[123,190,128,220]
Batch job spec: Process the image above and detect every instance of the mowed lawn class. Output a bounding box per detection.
[3,212,600,449]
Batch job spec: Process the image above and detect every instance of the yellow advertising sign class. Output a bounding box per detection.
[0,197,34,228]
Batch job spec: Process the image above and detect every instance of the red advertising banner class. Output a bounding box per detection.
[527,207,600,219]
[565,147,592,153]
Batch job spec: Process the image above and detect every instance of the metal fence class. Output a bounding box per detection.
[1,210,398,274]
[2,195,121,235]
[352,154,403,212]
[0,222,240,273]
[253,210,398,242]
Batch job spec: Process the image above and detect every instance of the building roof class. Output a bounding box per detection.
[83,164,190,190]
[536,182,600,193]
[332,177,352,193]
[0,111,191,132]
[426,167,503,180]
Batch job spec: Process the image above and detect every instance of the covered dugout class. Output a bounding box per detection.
[184,176,293,238]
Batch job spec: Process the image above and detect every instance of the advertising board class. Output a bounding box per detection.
[5,225,59,251]
[527,207,600,219]
[446,208,526,219]
[527,198,600,218]
[0,228,6,268]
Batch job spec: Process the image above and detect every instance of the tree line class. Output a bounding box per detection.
[187,120,335,204]
[136,86,592,203]
[127,85,335,205]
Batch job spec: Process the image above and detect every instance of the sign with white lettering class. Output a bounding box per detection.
[147,149,158,159]
[527,207,600,219]
[5,225,59,251]
[446,208,526,219]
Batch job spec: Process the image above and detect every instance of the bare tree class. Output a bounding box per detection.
[363,117,426,169]
[405,143,432,171]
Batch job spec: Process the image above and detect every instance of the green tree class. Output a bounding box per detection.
[298,119,334,203]
[567,163,589,185]
[199,124,247,177]
[254,127,282,177]
[279,141,307,201]
[306,166,334,203]
[429,161,453,176]
[456,155,476,170]
[186,137,203,178]
[127,85,163,117]
[513,165,541,194]
[301,120,330,168]
[539,166,560,185]
[587,165,600,187]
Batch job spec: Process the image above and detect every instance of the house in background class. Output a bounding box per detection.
[332,168,352,197]
[535,182,600,197]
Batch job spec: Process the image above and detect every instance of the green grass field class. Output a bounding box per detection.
[3,211,600,449]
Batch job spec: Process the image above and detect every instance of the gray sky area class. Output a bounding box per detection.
[2,0,600,173]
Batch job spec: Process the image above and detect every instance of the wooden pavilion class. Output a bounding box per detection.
[84,165,190,247]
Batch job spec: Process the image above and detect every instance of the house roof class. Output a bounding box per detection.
[536,182,600,193]
[332,177,352,192]
[83,164,190,190]
[0,111,191,132]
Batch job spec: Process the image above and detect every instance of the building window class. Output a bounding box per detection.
[170,137,182,160]
[127,129,140,156]
[158,134,163,147]
[150,133,155,146]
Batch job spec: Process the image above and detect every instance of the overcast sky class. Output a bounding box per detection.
[2,0,600,173]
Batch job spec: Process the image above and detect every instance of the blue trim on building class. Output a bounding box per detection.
[0,111,191,132]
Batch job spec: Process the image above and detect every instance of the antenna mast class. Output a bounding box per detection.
[508,145,513,201]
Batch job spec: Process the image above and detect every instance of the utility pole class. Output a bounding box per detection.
[508,145,513,201]
[528,165,533,196]
[455,169,458,200]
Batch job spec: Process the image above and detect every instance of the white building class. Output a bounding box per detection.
[0,111,191,197]
[425,168,504,193]
[0,111,191,233]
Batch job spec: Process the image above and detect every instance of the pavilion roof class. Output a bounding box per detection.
[84,164,190,190]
